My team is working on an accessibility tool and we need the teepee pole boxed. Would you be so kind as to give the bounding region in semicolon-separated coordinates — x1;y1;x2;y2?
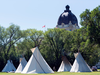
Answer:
78;48;79;53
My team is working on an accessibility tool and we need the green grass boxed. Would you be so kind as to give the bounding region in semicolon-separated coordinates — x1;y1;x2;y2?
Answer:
0;72;100;75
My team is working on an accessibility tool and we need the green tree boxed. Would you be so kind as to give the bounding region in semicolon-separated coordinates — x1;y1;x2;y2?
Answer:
0;25;23;70
24;29;43;48
80;6;100;66
80;6;100;44
40;28;66;70
62;28;87;64
16;39;33;61
2;24;23;60
16;29;43;61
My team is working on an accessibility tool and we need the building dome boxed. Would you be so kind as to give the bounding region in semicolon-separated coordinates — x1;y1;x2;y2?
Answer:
57;5;78;26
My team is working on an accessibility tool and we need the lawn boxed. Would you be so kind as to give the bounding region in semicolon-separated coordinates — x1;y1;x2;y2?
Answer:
0;72;100;75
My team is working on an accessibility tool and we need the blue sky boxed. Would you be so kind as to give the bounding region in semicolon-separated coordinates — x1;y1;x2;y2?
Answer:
0;0;100;31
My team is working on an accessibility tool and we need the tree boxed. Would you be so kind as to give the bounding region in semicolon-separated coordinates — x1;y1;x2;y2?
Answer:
40;28;66;70
0;26;5;70
0;24;24;70
80;6;100;66
0;24;23;61
80;6;100;44
16;29;43;61
16;39;33;61
24;29;43;48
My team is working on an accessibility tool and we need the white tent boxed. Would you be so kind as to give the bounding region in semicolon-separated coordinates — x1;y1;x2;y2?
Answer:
15;57;27;73
58;56;72;72
2;60;16;72
70;52;92;72
21;47;54;74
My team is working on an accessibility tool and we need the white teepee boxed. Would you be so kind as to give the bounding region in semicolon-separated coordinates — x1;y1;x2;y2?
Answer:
15;57;27;73
58;56;72;72
70;52;92;72
21;47;54;74
2;60;16;72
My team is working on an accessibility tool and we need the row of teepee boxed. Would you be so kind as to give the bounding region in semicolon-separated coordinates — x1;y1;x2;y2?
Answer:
58;52;92;72
2;47;92;73
2;47;54;74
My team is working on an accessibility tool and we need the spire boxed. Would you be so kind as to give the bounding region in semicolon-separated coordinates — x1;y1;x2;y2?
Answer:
64;5;70;12
66;5;70;10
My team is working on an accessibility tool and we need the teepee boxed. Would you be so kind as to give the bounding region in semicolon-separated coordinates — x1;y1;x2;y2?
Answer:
15;57;27;73
2;60;16;72
21;47;54;74
58;56;72;72
70;52;92;72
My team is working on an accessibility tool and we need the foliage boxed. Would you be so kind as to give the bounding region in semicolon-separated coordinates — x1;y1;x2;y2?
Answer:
40;28;66;70
24;29;43;47
80;6;100;44
80;6;100;66
16;29;44;61
0;24;23;71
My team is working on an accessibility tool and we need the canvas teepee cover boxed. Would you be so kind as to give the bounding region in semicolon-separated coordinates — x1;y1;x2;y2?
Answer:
70;52;92;72
15;57;27;73
58;56;72;72
2;60;16;72
21;47;54;74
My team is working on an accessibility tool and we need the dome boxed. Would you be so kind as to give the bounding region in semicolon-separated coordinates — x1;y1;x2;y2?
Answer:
57;5;78;26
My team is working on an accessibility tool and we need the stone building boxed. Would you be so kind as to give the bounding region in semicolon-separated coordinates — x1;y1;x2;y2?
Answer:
56;5;79;31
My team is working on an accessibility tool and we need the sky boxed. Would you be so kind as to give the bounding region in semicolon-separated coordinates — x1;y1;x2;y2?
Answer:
0;0;100;31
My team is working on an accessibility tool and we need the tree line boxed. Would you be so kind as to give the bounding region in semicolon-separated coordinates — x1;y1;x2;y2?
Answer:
0;6;100;71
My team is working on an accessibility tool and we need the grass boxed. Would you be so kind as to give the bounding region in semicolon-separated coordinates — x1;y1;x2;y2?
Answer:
0;72;100;75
